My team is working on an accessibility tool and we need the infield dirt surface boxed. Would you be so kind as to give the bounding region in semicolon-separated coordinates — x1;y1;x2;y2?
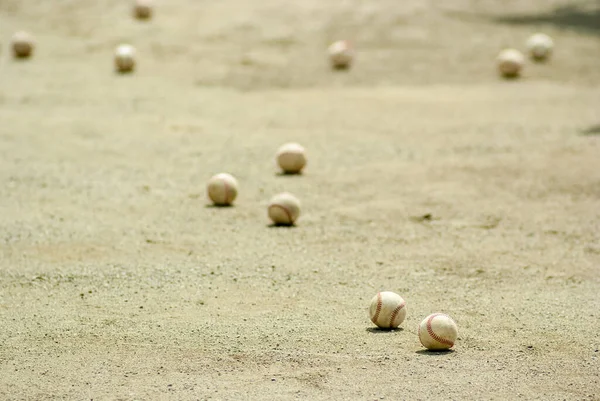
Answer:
1;1;599;400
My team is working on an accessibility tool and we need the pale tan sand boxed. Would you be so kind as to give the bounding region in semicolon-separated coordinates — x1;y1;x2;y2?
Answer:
1;1;599;399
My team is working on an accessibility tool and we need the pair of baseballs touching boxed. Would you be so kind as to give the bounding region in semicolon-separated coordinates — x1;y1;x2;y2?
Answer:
369;291;459;351
206;143;307;225
497;33;554;78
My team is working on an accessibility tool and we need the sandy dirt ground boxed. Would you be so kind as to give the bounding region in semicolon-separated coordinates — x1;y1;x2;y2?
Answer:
1;0;600;400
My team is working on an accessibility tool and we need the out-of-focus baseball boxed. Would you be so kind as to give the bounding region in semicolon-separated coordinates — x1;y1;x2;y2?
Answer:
418;313;458;350
497;49;525;78
276;143;306;174
133;0;153;20
114;44;136;73
328;40;354;70
268;192;301;226
369;291;407;329
207;173;238;206
526;33;554;62
11;31;35;59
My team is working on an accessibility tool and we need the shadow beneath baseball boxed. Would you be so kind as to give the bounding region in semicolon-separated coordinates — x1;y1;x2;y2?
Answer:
275;172;303;177
581;123;600;136
415;349;455;356
205;204;234;208
499;75;522;81
365;327;403;334
267;223;296;228
332;65;351;72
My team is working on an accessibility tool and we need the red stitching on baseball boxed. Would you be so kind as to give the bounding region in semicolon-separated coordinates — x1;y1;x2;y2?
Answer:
426;313;454;346
371;292;382;325
388;300;406;328
222;179;231;204
269;204;294;224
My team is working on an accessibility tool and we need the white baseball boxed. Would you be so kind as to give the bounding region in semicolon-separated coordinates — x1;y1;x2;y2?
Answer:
268;192;300;226
369;291;407;329
207;173;238;206
115;44;136;73
133;0;153;20
276;143;306;174
526;33;554;62
328;40;354;70
418;313;458;350
497;49;525;78
11;31;35;59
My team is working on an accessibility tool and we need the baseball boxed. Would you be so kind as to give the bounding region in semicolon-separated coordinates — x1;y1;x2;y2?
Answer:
114;44;136;73
497;49;525;78
268;192;301;226
369;291;407;330
418;313;458;350
328;40;354;70
207;173;238;206
276;143;307;174
526;33;554;62
133;0;153;20
11;31;35;59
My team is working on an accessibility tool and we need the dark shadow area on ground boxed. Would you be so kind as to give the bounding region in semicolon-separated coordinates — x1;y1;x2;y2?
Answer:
492;1;600;35
365;327;404;334
415;349;455;356
267;223;296;228
275;171;304;177
581;124;600;135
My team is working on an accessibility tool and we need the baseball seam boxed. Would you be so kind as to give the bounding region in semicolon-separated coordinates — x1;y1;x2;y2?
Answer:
425;313;454;346
371;292;382;326
222;179;231;204
388;300;406;328
269;204;294;224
